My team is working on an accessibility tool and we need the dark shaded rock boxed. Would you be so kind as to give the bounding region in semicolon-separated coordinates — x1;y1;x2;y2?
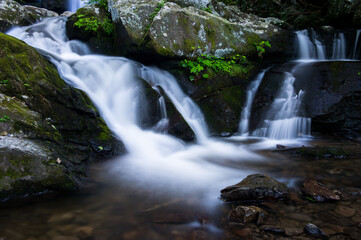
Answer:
229;205;268;224
220;174;289;202
41;0;65;14
302;180;341;202
0;32;120;200
260;225;285;234
66;5;115;55
305;223;328;239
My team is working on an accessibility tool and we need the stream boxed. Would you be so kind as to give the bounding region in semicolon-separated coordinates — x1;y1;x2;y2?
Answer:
0;14;360;240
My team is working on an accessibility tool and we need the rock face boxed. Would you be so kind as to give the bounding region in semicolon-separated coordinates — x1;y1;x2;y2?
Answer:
0;32;120;200
0;0;58;32
108;0;291;59
220;174;289;202
41;0;66;14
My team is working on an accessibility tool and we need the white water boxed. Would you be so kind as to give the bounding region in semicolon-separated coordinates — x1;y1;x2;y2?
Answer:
238;69;267;136
7;18;266;201
67;0;85;12
296;29;361;60
251;72;311;139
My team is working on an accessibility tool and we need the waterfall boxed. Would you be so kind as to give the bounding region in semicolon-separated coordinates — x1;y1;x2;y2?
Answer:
238;69;267;136
67;0;85;12
295;29;361;60
353;30;361;59
7;17;261;193
251;72;311;139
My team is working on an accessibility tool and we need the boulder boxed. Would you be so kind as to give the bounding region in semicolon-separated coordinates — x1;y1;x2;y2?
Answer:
0;0;58;32
0;32;120;200
220;174;289;202
305;223;328;239
108;0;291;59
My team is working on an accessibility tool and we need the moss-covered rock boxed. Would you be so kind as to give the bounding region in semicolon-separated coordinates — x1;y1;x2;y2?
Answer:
0;32;120;200
0;0;58;32
107;0;291;60
66;5;115;55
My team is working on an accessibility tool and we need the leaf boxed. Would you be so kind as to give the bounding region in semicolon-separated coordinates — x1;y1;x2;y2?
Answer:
202;74;209;78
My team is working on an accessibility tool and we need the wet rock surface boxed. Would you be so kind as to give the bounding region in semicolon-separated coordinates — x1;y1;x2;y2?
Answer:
221;174;289;202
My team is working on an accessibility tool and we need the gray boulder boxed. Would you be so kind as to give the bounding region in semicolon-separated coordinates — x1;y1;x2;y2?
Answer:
108;0;290;58
0;0;58;32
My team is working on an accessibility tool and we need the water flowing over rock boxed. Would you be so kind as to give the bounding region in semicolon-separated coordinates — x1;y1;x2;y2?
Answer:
108;0;290;59
0;0;58;32
220;174;289;202
0;31;119;200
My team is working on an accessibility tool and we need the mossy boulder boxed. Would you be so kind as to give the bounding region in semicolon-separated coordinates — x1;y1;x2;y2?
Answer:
0;0;58;32
0;32;120;200
66;5;115;55
108;0;291;60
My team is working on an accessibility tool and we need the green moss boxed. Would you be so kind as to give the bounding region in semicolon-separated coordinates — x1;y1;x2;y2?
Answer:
97;120;113;141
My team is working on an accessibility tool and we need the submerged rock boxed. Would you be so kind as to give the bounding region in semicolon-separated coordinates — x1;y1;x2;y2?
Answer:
305;223;328;239
0;0;58;32
302;180;341;202
220;174;289;202
229;205;268;224
0;32;120;200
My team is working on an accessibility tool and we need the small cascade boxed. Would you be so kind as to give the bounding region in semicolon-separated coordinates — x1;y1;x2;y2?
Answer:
251;72;311;139
296;30;326;60
67;0;85;12
353;30;361;59
295;29;361;60
238;69;267;136
331;33;346;59
152;87;169;133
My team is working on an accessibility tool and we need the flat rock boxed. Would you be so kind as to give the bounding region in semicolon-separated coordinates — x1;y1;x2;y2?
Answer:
220;174;289;202
302;180;341;202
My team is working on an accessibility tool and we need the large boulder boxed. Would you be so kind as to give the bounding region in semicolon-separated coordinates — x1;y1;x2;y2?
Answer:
0;32;120;200
0;0;58;32
220;174;289;202
108;0;291;60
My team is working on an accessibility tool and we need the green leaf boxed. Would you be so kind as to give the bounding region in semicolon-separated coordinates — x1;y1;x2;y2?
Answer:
202;74;209;78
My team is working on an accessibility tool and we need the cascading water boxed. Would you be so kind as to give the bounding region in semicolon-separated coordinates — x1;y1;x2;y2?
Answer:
238;69;267;136
67;0;85;12
251;71;311;139
296;29;361;60
238;28;361;140
7;17;262;198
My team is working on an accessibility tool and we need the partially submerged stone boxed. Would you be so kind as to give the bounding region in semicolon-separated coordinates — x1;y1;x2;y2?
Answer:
220;174;289;202
302;180;341;202
305;223;328;239
229;205;268;224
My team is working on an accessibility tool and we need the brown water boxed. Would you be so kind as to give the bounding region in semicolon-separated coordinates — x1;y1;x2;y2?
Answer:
0;137;360;240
